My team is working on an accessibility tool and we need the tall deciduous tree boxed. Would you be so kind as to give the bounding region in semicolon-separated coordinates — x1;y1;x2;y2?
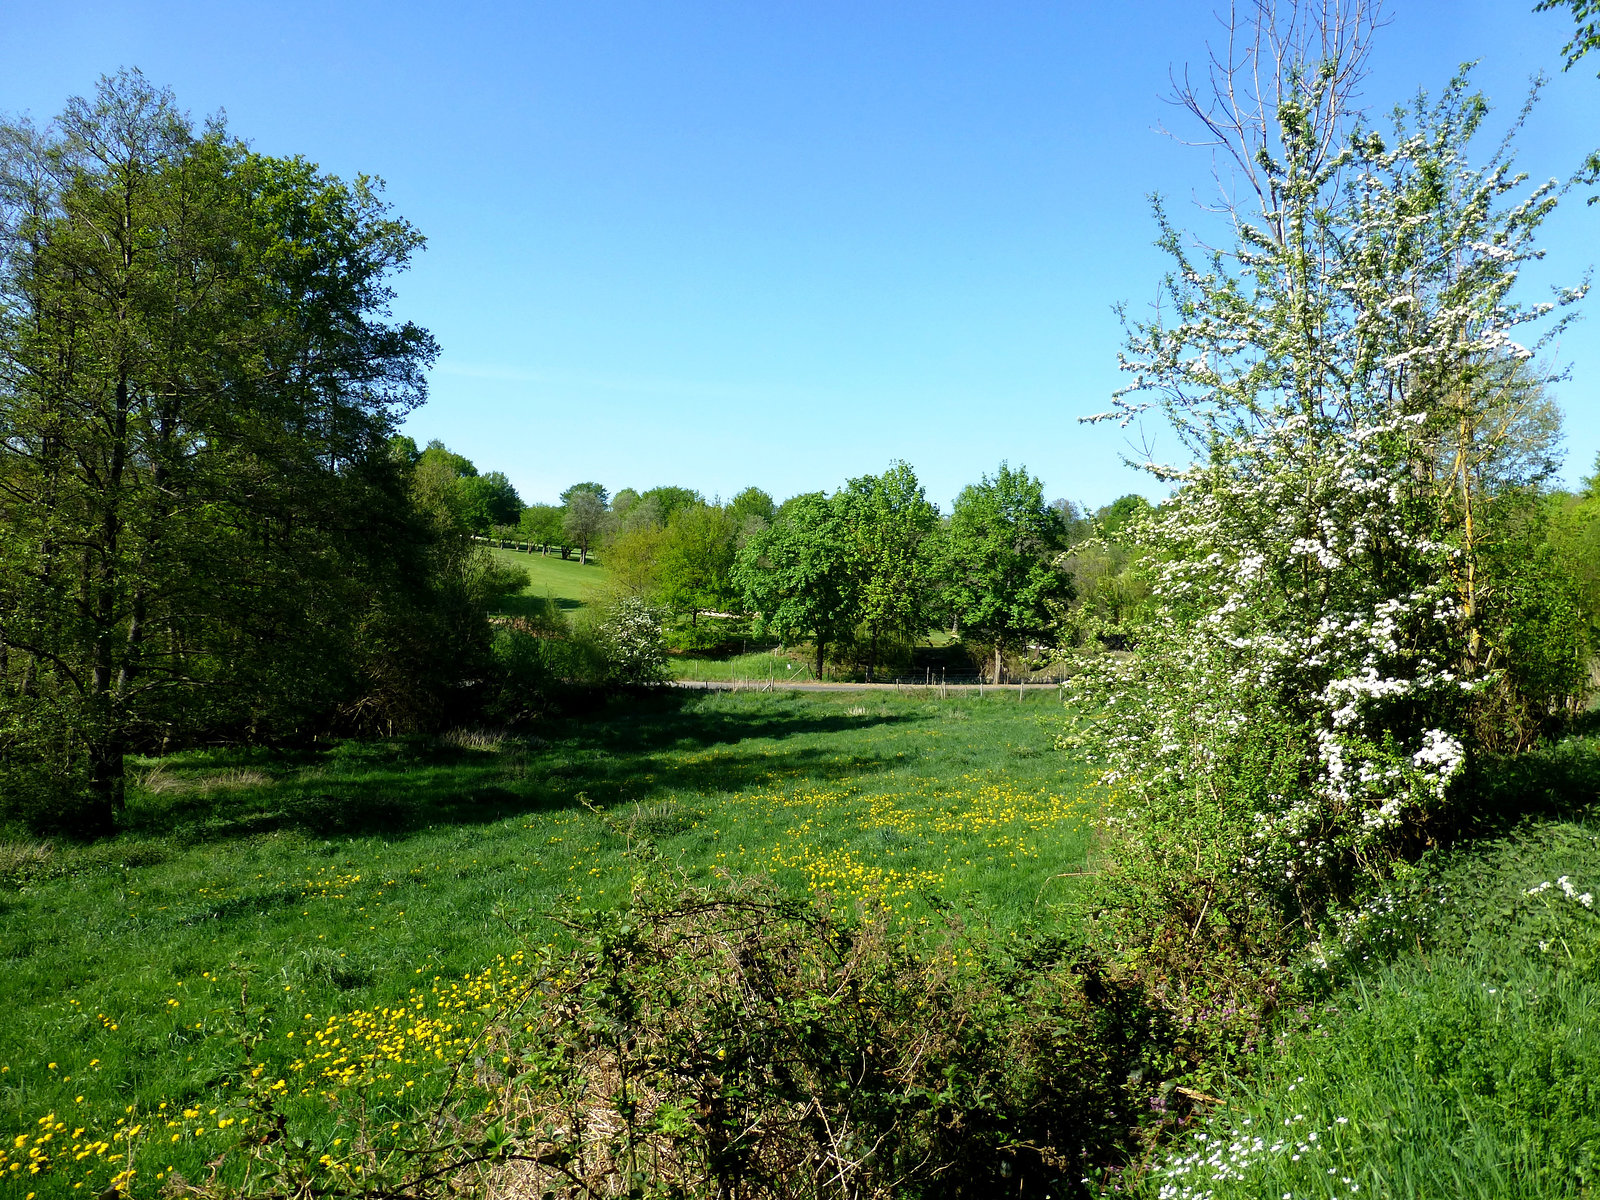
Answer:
460;471;523;535
945;464;1071;682
837;462;941;680
518;503;565;554
563;489;606;564
0;72;437;829
736;493;857;679
1069;0;1585;937
656;503;739;628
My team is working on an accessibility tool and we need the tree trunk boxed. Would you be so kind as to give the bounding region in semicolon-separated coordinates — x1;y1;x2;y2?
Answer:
580;545;588;566
994;645;1003;685
87;733;125;832
815;638;826;681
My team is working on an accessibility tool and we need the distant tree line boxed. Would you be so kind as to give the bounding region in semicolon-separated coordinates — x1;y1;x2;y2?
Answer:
490;459;1165;681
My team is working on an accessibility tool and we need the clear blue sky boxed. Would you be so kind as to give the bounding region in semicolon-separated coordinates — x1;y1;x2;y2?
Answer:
3;1;1595;510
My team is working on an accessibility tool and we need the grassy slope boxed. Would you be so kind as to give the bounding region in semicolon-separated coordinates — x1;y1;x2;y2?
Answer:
482;548;954;681
1147;741;1600;1200
488;545;607;613
0;690;1092;1195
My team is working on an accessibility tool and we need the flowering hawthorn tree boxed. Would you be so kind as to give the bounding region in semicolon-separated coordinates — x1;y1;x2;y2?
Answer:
601;597;670;686
1067;6;1585;922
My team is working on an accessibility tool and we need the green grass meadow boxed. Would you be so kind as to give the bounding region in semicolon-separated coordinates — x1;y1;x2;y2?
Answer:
487;545;607;613
0;689;1092;1195
1146;746;1600;1200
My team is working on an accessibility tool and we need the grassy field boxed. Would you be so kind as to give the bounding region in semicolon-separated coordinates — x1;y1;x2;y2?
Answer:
666;649;817;682
0;689;1093;1196
487;545;608;612
1146;742;1600;1200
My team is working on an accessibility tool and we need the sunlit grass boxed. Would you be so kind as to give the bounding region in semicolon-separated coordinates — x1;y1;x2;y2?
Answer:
487;544;607;612
0;689;1091;1196
1145;805;1600;1200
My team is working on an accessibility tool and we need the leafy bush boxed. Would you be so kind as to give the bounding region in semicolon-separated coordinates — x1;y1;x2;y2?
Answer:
133;872;1178;1199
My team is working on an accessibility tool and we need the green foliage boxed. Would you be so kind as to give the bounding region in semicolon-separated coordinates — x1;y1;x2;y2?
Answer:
837;462;943;680
409;444;521;536
655;503;740;627
517;502;567;552
736;492;858;678
946;464;1072;680
1057;496;1154;650
729;485;776;531
0;72;438;831
300;871;1164;1199
560;481;610;507
1470;498;1590;750
563;489;607;563
458;471;523;534
638;484;702;524
1547;486;1600;656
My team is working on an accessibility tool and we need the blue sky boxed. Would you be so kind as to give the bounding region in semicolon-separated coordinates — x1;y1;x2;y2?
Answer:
3;1;1595;510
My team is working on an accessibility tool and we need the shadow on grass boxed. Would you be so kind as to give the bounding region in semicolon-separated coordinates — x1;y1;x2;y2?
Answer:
499;592;585;615
118;691;913;846
1450;732;1600;844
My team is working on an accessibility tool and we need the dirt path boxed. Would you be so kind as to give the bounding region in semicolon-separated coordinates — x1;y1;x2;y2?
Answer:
668;679;1061;693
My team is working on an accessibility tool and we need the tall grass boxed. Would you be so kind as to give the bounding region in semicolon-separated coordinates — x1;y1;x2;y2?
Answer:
1146;780;1600;1200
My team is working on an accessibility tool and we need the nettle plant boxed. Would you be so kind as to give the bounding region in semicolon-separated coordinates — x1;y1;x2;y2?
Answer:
1067;28;1585;940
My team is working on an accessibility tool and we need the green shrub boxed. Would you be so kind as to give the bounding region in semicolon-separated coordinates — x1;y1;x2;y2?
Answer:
177;872;1172;1199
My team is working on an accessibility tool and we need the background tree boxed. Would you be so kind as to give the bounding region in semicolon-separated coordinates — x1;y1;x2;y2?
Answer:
518;503;565;555
459;470;522;535
655;503;740;630
0;72;438;830
563;488;607;565
609;488;642;523
945;464;1071;682
837;462;941;680
730;486;776;538
736;493;857;679
560;480;609;508
1057;495;1153;650
638;485;701;524
408;443;522;537
603;520;669;598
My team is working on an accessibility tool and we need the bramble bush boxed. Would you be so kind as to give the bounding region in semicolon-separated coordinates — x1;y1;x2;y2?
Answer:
10;868;1188;1199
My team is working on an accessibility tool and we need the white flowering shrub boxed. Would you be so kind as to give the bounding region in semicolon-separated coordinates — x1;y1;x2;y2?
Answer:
1064;57;1585;970
600;597;670;686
